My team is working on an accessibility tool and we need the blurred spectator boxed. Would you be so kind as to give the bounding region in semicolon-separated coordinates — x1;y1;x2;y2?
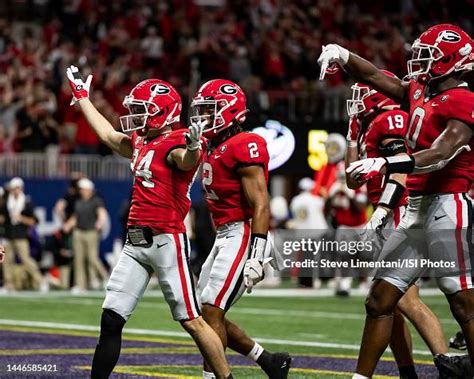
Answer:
54;173;83;223
289;177;327;230
0;0;472;152
141;26;164;69
52;173;84;288
288;178;328;288
64;178;108;293
49;230;73;289
2;177;44;291
327;172;368;297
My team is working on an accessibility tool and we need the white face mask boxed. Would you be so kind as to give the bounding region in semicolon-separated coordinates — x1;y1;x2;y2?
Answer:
190;99;226;136
406;41;441;79
346;84;372;117
120;97;160;133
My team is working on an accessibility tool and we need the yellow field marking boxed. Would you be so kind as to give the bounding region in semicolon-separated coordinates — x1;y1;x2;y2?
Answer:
289;352;434;365
76;365;200;379
75;365;399;378
0;325;194;346
0;347;199;356
0;325;433;366
291;367;397;378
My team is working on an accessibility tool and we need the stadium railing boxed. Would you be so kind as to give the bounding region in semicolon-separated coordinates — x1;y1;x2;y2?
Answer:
0;152;131;179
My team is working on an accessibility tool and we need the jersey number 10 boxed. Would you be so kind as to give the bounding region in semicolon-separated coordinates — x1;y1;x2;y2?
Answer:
406;107;425;149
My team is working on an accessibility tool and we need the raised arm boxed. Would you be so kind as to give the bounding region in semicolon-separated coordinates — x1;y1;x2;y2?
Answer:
317;44;408;103
66;65;133;159
166;121;205;171
345;116;364;189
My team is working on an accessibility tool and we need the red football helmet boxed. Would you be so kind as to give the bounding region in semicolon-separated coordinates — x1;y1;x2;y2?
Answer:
190;79;247;137
346;70;399;117
120;79;181;135
407;24;474;80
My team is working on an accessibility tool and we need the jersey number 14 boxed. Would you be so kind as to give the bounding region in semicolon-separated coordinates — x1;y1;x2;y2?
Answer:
133;150;155;188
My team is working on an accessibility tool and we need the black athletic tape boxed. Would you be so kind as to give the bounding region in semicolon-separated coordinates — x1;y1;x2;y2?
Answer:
385;154;415;174
378;180;406;209
379;140;407;157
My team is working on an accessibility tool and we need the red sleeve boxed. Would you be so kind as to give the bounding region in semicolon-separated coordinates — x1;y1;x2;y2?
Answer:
372;110;409;141
130;132;137;148
222;133;269;170
444;89;474;128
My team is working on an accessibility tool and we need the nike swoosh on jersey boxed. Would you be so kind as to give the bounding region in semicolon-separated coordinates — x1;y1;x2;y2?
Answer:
214;155;221;159
157;243;168;248
434;214;447;221
431;102;439;107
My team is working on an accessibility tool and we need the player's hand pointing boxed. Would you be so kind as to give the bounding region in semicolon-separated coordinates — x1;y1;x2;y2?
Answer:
66;65;93;105
185;120;207;151
317;44;350;80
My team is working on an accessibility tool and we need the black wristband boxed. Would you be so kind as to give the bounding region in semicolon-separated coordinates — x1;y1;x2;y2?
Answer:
251;233;267;241
385;154;415;174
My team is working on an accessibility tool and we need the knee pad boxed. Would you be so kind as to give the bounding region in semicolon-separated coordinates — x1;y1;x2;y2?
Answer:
101;309;126;337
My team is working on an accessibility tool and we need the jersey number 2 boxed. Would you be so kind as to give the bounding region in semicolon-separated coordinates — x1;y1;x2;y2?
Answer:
248;142;260;158
202;162;219;200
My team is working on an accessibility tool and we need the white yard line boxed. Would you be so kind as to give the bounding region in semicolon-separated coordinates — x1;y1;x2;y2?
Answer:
0;287;446;298
8;296;459;325
0;318;434;356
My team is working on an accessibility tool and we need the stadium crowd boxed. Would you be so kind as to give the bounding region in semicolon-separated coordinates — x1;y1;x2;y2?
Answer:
0;0;473;154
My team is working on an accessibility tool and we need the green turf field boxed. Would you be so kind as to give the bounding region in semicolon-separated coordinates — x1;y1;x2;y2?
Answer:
0;290;461;378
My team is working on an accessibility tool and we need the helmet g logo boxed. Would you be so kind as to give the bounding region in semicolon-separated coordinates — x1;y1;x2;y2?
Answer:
439;30;461;43
150;83;171;96
220;84;237;95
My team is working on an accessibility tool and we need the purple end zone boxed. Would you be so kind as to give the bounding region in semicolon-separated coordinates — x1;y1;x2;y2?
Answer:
0;330;178;349
0;329;440;378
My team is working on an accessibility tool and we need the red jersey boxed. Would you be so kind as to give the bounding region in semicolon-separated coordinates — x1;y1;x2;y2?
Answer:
128;129;203;234
203;132;269;228
358;109;409;207
328;184;368;227
406;81;474;194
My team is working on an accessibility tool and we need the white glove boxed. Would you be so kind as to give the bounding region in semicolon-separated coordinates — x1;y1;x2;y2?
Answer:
346;157;386;181
66;65;93;105
317;44;350;80
185;120;206;151
244;258;264;294
360;207;389;245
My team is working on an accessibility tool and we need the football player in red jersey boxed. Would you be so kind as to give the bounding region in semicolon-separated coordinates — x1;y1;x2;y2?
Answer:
318;24;474;378
190;79;292;378
66;66;233;379
345;73;461;378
